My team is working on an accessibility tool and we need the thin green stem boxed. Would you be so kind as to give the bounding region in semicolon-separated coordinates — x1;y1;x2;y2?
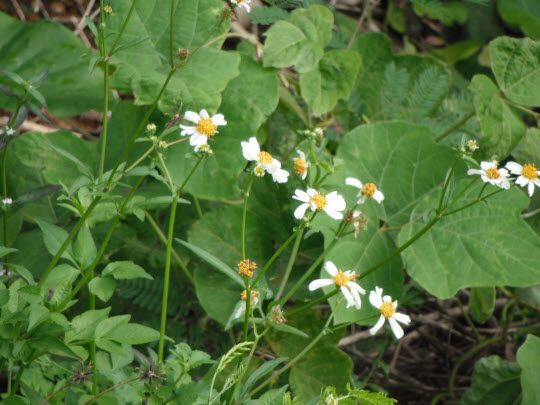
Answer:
247;312;334;398
144;210;194;284
158;195;178;362
98;61;109;181
442;188;504;217
169;0;175;68
84;377;141;405
435;111;475;142
125;145;155;173
243;277;251;342
250;230;299;288
2;148;8;265
192;194;203;218
442;177;478;213
241;175;255;260
437;157;461;214
109;0;138;55
89;284;98;395
157;152;175;193
275;228;304;301
11;363;26;394
40;380;74;405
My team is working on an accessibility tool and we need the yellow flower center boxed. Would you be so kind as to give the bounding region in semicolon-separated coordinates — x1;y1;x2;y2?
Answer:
380;301;396;319
486;167;500;179
241;290;259;302
522;163;538;180
196;118;217;137
310;193;327;211
333;270;359;286
258;151;273;164
294;158;307;174
238;259;257;277
362;183;377;197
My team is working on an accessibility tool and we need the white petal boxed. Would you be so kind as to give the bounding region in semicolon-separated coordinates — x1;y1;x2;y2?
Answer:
393;312;411;325
345;177;363;189
324;208;344;220
265;159;281;171
373;190;385;203
293;189;310;203
294;203;310;219
199;109;210;119
212;114;226;126
388;317;405;339
534;178;540;188
480;161;496;171
242;3;251;11
499;168;509;177
183;111;201;123
528;181;535;197
179;126;196;136
309;278;334;291
369;287;383;308
306;188;318;197
326;192;346;211
340;286;356;308
515;176;529;187
190;133;208;146
325;261;338;276
369;315;386;335
348;288;362;309
505;161;522;174
348;282;366;295
297;150;306;161
271;168;289;183
467;169;484;176
301;170;307;180
497;178;511;190
242;139;259;161
382;295;393;303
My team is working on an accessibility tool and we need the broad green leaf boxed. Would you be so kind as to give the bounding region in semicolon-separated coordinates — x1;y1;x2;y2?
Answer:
490;37;540;106
336;122;459;227
5;264;35;286
107;0;238;112
106;323;160;345
517;335;540;405
399;182;540;298
95;315;130;340
263;5;333;73
0;290;9;307
469;74;525;159
497;0;540;39
469;287;496;323
73;224;97;270
0;13;103;117
88;276;116;302
65;308;111;343
512;128;540;168
39;264;79;295
36;220;76;264
300;49;360;116
411;0;467;25
163;53;279;200
101;261;153;280
461;355;521;405
27;304;49;332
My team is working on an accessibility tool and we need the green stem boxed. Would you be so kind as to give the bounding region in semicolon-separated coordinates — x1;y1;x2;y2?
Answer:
437;157;461;214
89;285;98;395
435;111;475;142
38;196;102;288
158;194;178;362
125;145;155;173
40;380;74;405
11;363;26;394
144;210;194;284
98;60;109;181
448;336;502;399
84;377;141;405
442;188;504;217
109;0;138;55
157;153;175;193
169;0;175;68
275;228;305;301
250;230;299;289
2;148;8;265
241;175;255;260
243;277;251;342
442;177;478;213
247;312;335;398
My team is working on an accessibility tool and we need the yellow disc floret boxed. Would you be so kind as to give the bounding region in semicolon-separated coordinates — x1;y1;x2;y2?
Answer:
310;193;327;211
196;118;218;137
238;259;257;277
258;151;273;164
362;183;377;198
294;158;307;174
486;167;500;179
522;163;538;180
241;290;259;302
380;301;396;319
333;270;358;286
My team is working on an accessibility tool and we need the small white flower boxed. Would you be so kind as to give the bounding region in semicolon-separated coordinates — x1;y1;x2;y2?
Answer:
2;198;13;205
308;261;365;310
369;286;411;339
467;161;511;190
234;290;259;319
345;177;384;204
293;188;346;220
293;150;308;180
231;0;251;12
241;137;289;183
2;127;15;136
466;140;479;152
505;162;540;197
325;394;339;405
179;109;226;148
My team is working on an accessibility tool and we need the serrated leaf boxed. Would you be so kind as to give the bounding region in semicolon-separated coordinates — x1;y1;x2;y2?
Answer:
300;49;360;116
399;182;540;298
263;5;333;73
490;36;540;106
106;323;160;345
469;74;525;159
73;224;97;270
461;355;521;405
65;308;111;343
101;261;153;280
88;276;116;302
517;334;540;405
36;219;76;264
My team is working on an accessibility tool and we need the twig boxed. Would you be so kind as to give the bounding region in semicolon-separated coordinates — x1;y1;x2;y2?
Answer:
10;0;25;20
34;0;50;19
74;0;97;36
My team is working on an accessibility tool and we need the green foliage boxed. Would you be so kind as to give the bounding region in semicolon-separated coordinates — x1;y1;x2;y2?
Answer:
411;0;467;25
249;6;289;25
517;335;540;405
468;287;496;323
497;0;540;39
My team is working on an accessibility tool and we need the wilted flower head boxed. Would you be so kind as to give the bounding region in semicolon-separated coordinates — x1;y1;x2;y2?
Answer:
325;394;339;405
505;162;540;197
70;361;93;385
136;360;167;387
346;210;368;238
269;304;287;325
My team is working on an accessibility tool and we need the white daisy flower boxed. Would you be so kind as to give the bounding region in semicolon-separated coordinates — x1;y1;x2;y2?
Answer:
505;162;540;197
369;286;411;339
2;198;13;205
234;290;259;319
467;161;511;190
293;150;308;180
293;188;346;220
345;177;384;204
231;0;251;12
179;109;226;148
309;261;365;309
241;137;289;183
